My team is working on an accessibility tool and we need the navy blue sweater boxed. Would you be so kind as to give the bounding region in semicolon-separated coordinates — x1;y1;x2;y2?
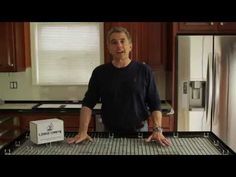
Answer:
82;60;161;132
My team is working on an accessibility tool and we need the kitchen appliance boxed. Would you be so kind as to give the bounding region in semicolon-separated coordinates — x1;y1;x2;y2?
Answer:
177;35;236;152
1;131;234;155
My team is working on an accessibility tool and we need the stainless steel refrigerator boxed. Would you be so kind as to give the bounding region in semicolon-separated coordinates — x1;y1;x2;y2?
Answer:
177;35;236;152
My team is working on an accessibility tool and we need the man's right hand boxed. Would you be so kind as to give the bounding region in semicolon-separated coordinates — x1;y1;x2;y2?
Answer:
66;133;93;144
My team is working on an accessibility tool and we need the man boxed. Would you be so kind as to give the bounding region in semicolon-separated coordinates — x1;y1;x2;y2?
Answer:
67;26;171;146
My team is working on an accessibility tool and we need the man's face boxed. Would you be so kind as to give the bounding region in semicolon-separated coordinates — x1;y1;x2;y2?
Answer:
107;32;132;60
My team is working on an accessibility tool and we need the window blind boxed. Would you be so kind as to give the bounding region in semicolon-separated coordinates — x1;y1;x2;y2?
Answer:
31;22;103;85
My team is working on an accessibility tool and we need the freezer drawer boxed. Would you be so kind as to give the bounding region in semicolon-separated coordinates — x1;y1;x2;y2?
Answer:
189;111;204;131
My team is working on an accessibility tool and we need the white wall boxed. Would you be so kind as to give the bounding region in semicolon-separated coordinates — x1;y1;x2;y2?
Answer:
0;68;88;101
0;67;166;101
153;69;166;100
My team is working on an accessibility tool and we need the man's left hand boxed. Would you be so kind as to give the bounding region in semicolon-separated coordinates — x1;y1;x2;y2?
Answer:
145;132;172;146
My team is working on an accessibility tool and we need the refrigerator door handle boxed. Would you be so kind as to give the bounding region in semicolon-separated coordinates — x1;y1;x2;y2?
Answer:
206;55;210;122
206;52;214;131
211;53;217;124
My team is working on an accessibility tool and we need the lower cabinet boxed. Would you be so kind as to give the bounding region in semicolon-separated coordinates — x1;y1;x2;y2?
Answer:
148;115;174;132
1;112;173;138
0;115;21;148
19;113;95;132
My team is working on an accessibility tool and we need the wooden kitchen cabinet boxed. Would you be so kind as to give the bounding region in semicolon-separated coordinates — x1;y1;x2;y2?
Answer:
217;22;236;31
148;115;174;132
19;113;95;132
177;22;236;33
104;22;167;69
0;22;26;72
147;23;167;69
0;115;21;146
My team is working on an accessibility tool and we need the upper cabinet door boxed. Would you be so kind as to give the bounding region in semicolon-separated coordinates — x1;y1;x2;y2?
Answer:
104;22;147;64
104;22;139;63
104;22;167;69
178;22;218;32
147;22;167;69
0;23;15;71
177;22;236;34
217;22;236;32
0;22;26;72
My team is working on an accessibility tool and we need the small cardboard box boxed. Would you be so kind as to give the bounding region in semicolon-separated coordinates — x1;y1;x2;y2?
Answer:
30;118;64;144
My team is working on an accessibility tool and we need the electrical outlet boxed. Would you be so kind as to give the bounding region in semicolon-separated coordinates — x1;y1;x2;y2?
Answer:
10;82;14;89
13;81;17;89
9;81;18;89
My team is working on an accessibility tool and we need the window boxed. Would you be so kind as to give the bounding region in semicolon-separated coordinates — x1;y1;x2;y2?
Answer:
30;22;103;85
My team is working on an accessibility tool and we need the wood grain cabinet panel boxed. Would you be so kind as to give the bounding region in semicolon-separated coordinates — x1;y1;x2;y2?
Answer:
148;115;174;132
0;22;27;72
104;22;167;69
19;113;95;132
177;22;236;33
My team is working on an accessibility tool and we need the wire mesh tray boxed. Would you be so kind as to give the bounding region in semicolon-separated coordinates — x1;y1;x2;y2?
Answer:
1;132;235;155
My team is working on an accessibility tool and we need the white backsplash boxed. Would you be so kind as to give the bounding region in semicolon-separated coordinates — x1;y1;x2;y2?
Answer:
0;67;166;101
153;69;166;100
0;68;88;101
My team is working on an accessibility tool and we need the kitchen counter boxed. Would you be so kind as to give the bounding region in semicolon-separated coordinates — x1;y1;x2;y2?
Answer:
0;100;173;115
0;103;38;110
0;101;175;144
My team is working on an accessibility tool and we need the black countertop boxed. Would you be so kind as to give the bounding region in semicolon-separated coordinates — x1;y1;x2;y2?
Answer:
0;100;174;115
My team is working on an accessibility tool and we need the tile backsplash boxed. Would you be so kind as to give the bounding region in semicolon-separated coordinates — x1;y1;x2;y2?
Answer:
153;69;166;100
0;67;166;101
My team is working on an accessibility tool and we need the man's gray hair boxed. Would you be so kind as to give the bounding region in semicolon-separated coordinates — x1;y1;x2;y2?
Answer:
106;26;132;44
